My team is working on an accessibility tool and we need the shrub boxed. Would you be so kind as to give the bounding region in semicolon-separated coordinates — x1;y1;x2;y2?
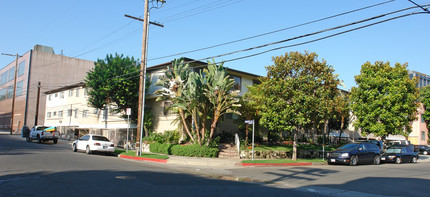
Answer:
170;144;218;158
149;142;172;154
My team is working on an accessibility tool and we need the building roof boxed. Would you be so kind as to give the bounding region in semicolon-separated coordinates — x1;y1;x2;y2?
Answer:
147;57;263;78
44;82;85;94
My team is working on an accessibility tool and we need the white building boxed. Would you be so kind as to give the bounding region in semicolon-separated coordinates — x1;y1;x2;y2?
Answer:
44;83;134;146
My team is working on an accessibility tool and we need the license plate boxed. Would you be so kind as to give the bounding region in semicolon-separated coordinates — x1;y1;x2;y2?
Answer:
381;158;386;160
331;159;335;162
103;146;107;149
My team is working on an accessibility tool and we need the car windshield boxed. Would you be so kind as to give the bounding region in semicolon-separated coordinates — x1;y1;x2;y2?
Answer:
385;148;401;154
340;143;358;150
92;136;109;142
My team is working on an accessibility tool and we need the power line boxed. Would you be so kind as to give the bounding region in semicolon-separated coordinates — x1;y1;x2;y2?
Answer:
148;0;397;61
182;5;427;65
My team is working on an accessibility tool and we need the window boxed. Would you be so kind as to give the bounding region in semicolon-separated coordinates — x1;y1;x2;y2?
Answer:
58;111;63;117
18;61;25;76
8;67;15;82
422;131;426;141
53;111;57;116
0;72;7;85
6;85;13;99
74;109;78;118
0;88;6;101
422;114;425;123
48;95;52;101
83;110;88;118
84;87;88;96
55;93;58;97
68;109;72;117
163;102;172;116
230;75;241;91
16;80;23;96
47;112;51;118
69;89;73;96
76;88;79;97
60;92;64;99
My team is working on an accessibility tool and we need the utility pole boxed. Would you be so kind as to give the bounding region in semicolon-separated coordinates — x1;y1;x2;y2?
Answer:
130;0;165;156
1;53;21;134
34;81;41;126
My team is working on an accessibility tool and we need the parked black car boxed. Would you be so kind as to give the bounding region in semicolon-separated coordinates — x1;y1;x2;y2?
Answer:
327;142;382;166
381;146;418;164
416;145;430;155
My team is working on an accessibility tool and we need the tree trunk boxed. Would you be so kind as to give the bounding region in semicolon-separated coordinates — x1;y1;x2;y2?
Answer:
206;114;220;146
292;130;297;161
179;108;194;143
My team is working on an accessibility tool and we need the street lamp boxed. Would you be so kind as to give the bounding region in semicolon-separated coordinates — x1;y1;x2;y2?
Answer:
1;53;21;135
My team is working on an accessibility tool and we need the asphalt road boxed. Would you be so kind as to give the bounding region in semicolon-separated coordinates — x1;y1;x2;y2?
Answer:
0;134;320;197
1;133;430;197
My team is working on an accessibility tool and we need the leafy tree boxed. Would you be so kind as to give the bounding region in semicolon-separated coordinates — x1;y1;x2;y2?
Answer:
259;51;340;160
155;59;238;146
235;84;262;146
85;53;152;131
350;61;419;138
419;85;430;129
155;58;195;143
203;61;239;146
333;91;350;143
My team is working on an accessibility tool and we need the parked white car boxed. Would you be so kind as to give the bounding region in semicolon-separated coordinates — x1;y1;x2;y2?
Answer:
72;134;115;154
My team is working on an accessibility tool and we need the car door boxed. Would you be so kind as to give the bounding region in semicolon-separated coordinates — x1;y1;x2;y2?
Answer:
357;143;370;163
77;135;89;150
402;147;413;162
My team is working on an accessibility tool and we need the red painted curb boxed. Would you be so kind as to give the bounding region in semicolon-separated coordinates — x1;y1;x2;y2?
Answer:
241;162;313;166
119;155;168;163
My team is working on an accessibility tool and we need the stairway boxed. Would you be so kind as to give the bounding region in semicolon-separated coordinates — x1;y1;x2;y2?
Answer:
218;143;240;159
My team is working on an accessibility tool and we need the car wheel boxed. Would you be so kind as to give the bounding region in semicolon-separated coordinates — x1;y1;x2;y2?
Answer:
373;155;381;165
72;144;77;152
424;151;428;155
411;157;417;163
86;146;91;154
53;139;58;144
395;157;402;164
37;135;42;144
350;155;358;166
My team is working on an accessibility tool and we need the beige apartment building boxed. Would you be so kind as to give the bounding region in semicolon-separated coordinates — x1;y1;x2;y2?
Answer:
0;45;94;133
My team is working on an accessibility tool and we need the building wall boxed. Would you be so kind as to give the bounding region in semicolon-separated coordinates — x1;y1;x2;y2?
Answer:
0;51;31;131
409;103;428;145
44;86;132;129
25;49;95;130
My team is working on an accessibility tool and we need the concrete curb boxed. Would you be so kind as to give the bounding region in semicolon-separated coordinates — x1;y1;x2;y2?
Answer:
241;162;313;167
118;155;168;163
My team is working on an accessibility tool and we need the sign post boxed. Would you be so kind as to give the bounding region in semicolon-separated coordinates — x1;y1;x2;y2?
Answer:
126;108;131;153
245;120;255;161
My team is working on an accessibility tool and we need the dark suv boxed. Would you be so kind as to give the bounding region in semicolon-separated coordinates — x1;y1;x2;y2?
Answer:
327;142;382;166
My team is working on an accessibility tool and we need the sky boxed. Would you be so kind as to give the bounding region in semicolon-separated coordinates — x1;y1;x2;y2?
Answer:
1;0;429;90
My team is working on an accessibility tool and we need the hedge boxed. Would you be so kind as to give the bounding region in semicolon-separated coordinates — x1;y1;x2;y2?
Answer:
149;143;218;158
170;144;218;158
149;142;172;155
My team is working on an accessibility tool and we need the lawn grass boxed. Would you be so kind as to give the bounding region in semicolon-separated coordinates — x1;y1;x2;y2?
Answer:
242;158;324;163
114;149;169;160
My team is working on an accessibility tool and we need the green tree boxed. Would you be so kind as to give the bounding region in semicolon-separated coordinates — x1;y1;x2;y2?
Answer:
419;85;430;129
85;54;152;132
235;84;262;146
203;61;239;146
259;51;340;160
350;61;419;138
154;58;195;143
